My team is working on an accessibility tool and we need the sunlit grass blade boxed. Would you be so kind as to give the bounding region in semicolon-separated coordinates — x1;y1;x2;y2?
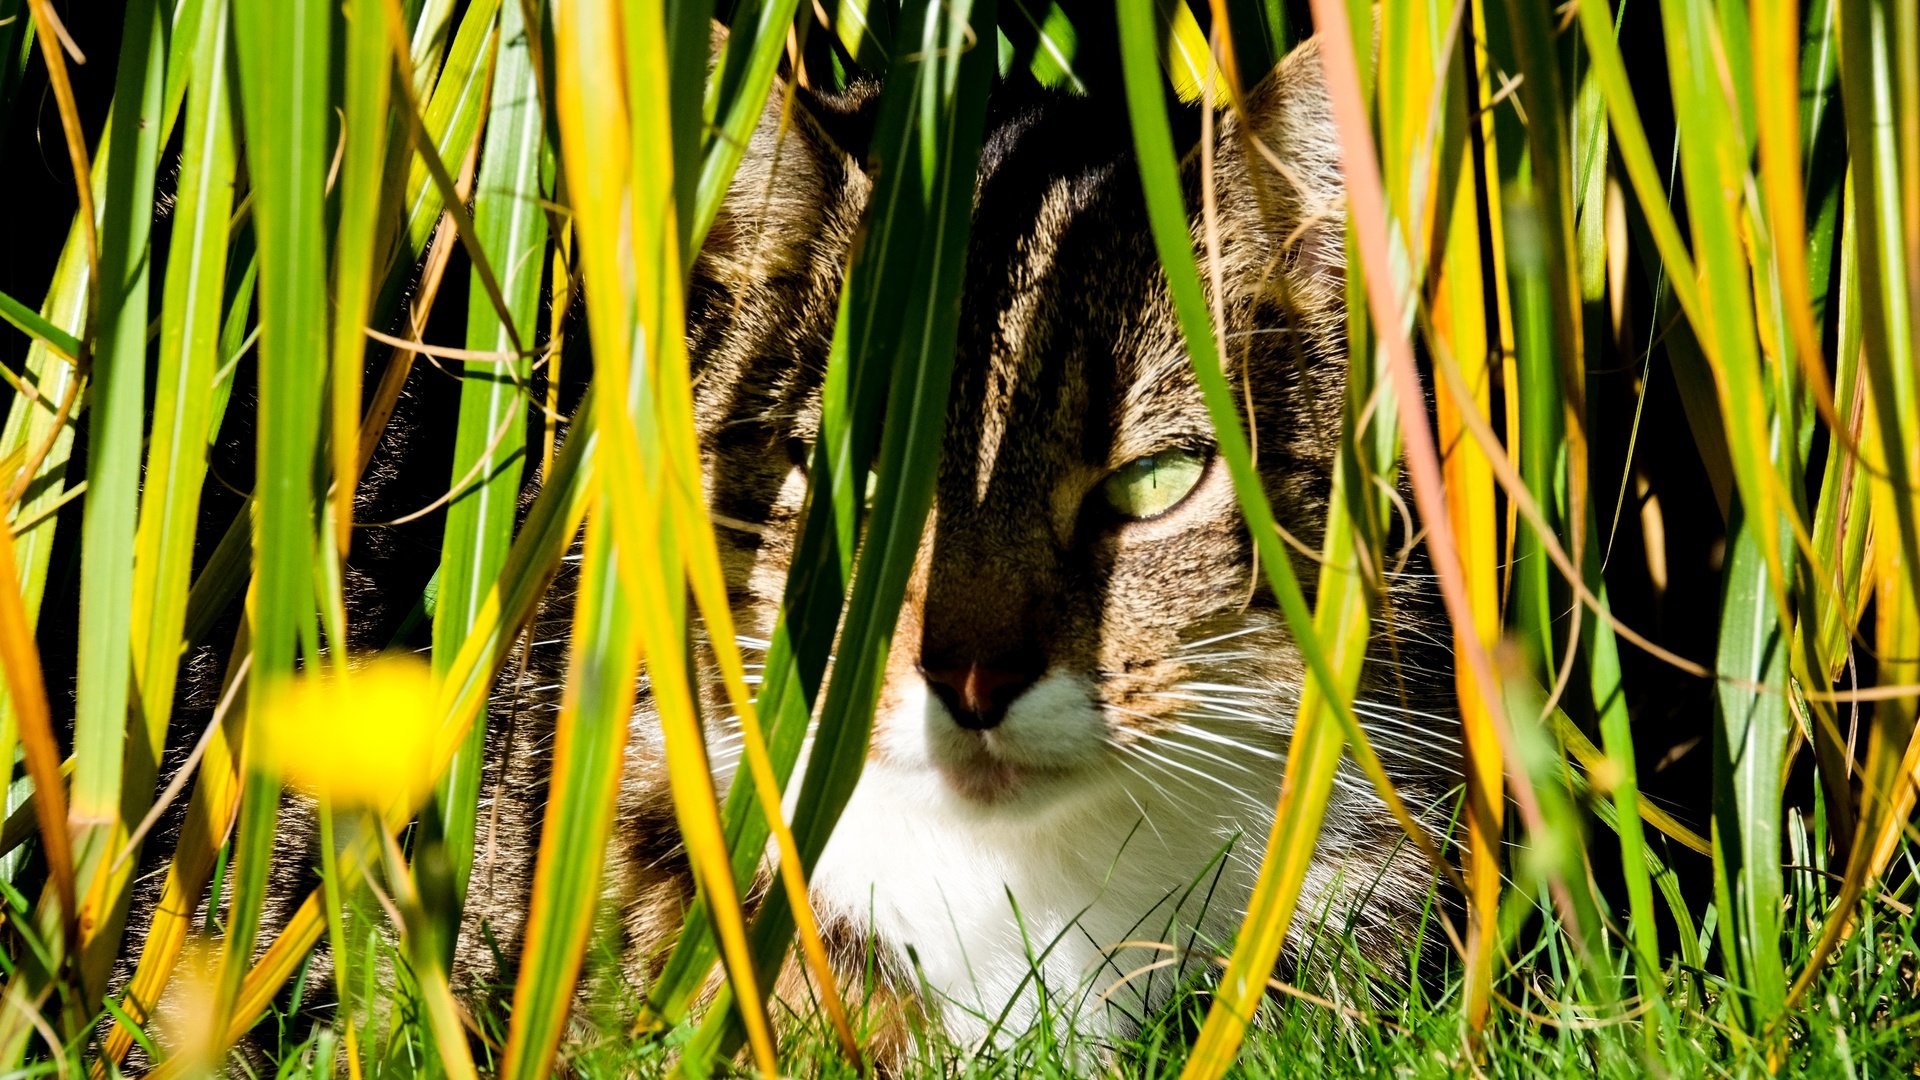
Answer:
683;0;997;1066
169;395;599;1066
642;134;897;1044
379;1;526;352
646;20;940;1043
1573;2;1707;348
63;0;163;1015
1710;506;1793;1033
1801;179;1869;856
219;0;332;1054
1789;0;1920;1014
1658;0;1803;1033
327;0;398;560
0;498;74;1041
0;294;79;363
507;0;782;1071
1155;0;1222;103
399;0;503;263
83;0;236;1002
431;0;547;908
1424;6;1503;1033
694;0;804;251
1754;0;1840;435
1121;6;1446;1075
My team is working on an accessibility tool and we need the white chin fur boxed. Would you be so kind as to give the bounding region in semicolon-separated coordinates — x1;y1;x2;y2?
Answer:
799;674;1279;1049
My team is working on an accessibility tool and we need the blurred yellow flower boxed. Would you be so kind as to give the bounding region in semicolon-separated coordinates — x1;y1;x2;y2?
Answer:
258;656;441;809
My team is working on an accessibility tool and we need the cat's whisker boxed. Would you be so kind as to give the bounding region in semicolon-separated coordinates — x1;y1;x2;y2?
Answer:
1173;680;1274;697
1350;698;1462;727
1153;694;1282;728
1105;704;1286;782
1106;750;1182;808
1119;741;1259;804
1160;650;1265;667
1160;721;1285;762
1176;625;1271;650
1144;689;1463;766
1129;731;1268;782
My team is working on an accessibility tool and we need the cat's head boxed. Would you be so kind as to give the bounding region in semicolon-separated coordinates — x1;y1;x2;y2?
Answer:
692;40;1402;818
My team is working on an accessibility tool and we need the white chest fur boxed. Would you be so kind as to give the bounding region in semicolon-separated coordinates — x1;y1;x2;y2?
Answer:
800;679;1279;1047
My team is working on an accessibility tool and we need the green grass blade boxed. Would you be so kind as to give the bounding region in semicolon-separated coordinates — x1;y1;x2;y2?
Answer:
86;0;237;999
693;0;804;251
432;0;548;906
0;293;80;363
327;0;399;561
1710;504;1793;1033
646;44;930;1039
1123;7;1418;1076
1787;0;1920;1013
151;398;597;1070
684;0;997;1064
499;521;642;1080
66;0;165;1009
400;0;502;263
220;0;332;1051
1657;0;1802;1031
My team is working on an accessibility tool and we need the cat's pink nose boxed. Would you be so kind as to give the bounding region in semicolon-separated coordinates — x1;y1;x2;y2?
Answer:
920;661;1040;731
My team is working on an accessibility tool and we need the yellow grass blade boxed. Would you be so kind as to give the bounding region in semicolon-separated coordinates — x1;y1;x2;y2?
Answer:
1429;66;1504;1042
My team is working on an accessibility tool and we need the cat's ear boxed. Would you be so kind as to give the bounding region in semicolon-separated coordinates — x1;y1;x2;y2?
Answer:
1210;37;1347;352
694;66;878;294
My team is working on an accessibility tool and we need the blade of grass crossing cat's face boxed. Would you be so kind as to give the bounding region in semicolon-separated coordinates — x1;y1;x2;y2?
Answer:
683;0;997;1064
1119;5;1428;1076
654;8;866;1057
505;1;781;1075
645;0;927;1034
532;0;850;1068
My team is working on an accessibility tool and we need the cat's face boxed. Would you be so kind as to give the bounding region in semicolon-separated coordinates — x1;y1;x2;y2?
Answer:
692;43;1362;818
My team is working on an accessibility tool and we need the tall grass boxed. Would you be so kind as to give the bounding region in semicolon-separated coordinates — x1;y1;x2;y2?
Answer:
0;0;1914;1074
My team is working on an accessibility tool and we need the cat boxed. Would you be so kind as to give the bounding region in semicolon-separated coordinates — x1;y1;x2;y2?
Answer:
449;33;1458;1061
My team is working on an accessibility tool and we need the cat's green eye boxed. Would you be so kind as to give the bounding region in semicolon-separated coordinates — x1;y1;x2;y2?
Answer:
1100;449;1207;520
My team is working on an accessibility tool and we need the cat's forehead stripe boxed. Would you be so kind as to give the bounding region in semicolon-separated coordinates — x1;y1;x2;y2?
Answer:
974;173;1085;503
